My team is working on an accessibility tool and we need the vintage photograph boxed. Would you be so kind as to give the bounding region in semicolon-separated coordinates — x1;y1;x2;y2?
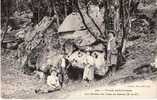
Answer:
1;0;157;99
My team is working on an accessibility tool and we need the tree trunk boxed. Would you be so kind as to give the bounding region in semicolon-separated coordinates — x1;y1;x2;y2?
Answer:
1;5;10;43
37;1;41;24
114;0;120;38
64;0;68;17
86;6;104;37
120;0;131;54
119;0;126;53
53;2;59;28
76;0;106;43
103;0;109;37
76;0;97;39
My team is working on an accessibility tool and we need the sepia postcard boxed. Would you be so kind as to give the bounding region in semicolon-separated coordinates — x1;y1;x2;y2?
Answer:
1;0;157;99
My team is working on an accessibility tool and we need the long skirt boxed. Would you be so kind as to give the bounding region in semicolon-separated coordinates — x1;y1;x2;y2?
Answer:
107;50;117;65
83;65;94;81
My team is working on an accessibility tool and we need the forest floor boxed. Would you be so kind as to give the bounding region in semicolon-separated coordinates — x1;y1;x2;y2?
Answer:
1;5;157;99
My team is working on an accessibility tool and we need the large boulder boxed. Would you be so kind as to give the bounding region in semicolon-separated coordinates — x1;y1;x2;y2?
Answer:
57;5;107;76
58;5;104;46
60;30;96;46
58;13;84;32
66;50;108;76
58;5;104;32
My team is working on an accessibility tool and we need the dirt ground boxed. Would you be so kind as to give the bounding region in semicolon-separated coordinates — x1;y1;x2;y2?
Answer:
1;5;157;99
1;48;157;99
